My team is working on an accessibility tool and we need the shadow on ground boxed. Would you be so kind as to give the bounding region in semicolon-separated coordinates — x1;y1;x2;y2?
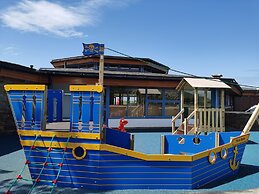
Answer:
247;140;258;144
0;133;22;156
201;164;259;189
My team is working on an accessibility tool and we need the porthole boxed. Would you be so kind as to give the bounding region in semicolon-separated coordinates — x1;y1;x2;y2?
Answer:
193;137;200;145
72;146;86;160
220;147;228;160
208;151;217;164
177;136;185;144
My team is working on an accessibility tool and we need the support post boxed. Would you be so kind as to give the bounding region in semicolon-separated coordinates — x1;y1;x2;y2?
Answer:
194;89;198;134
204;89;207;131
98;54;104;85
181;90;184;122
220;89;225;132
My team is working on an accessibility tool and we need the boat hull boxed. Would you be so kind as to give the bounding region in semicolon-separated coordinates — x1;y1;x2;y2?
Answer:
18;130;248;190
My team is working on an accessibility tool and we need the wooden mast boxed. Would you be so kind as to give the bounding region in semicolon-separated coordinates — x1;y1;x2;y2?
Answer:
98;54;104;85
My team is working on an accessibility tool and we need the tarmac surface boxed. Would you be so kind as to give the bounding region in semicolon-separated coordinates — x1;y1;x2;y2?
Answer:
0;132;259;194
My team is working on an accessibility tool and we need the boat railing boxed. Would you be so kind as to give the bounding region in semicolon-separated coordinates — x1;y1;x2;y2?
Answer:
196;108;225;133
172;107;225;134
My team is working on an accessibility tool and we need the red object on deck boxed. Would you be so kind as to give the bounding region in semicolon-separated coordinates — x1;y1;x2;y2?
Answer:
118;118;128;132
6;190;11;194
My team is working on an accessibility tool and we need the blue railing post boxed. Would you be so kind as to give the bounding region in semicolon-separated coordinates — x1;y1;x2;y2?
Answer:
69;85;103;133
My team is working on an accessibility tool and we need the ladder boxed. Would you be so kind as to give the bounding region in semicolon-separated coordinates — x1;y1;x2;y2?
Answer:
6;135;71;194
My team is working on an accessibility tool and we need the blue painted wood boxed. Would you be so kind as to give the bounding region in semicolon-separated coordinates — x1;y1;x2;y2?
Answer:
47;89;63;122
19;133;246;190
70;90;102;132
164;133;216;154
92;92;102;133
70;92;80;131
7;90;46;130
104;128;131;149
219;132;241;145
81;92;91;131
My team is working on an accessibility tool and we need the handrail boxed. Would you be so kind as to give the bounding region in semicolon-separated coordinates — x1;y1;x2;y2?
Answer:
172;109;184;133
241;103;259;135
186;110;195;121
184;110;195;134
172;109;184;123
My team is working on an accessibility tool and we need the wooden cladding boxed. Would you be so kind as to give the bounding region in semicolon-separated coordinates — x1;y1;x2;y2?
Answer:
0;68;48;83
52;75;179;88
52;57;148;68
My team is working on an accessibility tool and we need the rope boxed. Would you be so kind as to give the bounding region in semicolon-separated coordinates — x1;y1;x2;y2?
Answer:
6;135;39;193
28;135;56;194
50;136;71;194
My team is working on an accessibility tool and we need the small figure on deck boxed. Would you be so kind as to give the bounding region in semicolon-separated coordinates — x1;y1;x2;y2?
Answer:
118;118;128;132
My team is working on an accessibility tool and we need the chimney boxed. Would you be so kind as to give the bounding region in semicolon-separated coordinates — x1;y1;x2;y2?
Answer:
212;74;223;79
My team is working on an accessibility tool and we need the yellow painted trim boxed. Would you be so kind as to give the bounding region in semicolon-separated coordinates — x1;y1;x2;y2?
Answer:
101;144;193;161
192;134;249;161
19;133;249;162
72;145;87;160
4;84;46;91
230;134;249;146
18;130;100;140
20;140;100;150
69;85;103;93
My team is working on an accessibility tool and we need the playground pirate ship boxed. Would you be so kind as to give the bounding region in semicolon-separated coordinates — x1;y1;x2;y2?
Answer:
4;44;259;193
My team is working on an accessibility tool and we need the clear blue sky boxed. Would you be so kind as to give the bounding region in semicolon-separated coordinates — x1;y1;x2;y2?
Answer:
0;0;258;88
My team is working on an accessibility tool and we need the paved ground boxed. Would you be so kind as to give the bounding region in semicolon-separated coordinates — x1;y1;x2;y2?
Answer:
0;132;258;194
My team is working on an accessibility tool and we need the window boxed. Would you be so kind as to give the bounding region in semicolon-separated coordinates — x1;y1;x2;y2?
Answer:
108;87;180;118
148;102;162;116
127;89;145;117
165;102;179;116
109;88;145;117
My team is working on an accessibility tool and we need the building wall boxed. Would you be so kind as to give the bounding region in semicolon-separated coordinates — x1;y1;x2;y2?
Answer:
0;79;20;134
234;96;259;111
225;111;259;131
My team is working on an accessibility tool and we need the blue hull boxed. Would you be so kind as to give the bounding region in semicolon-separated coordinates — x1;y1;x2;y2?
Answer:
18;131;247;190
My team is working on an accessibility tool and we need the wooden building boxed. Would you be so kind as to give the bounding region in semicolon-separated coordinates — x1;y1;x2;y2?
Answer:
0;56;242;133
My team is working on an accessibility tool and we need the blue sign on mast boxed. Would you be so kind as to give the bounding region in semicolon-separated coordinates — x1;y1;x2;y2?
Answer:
82;43;104;56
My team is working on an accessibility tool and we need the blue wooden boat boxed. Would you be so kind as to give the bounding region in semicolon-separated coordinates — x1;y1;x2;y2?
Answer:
4;80;259;193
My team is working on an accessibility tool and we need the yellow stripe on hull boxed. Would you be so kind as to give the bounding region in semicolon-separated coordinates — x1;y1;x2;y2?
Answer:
18;130;101;140
19;133;249;162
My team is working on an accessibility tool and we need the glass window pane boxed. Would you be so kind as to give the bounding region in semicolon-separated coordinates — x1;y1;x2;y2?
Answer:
110;88;127;117
165;102;179;116
147;89;162;100
198;90;205;107
109;87;145;118
184;90;194;114
128;89;145;117
148;102;162;116
165;89;179;100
